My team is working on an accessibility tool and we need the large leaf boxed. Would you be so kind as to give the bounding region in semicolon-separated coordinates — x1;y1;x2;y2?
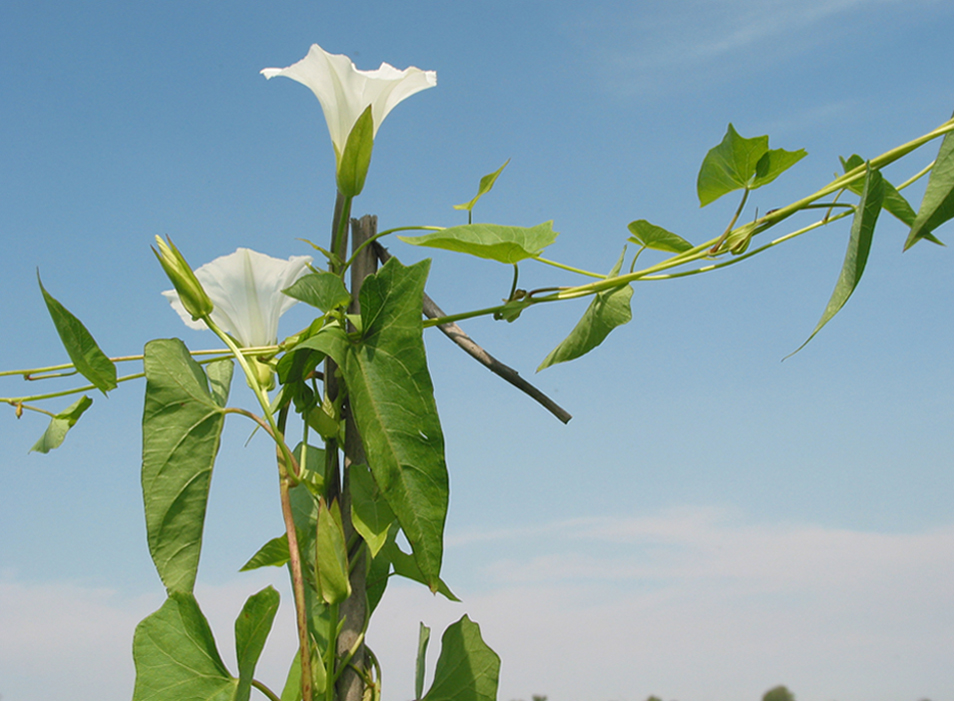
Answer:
537;249;633;371
399;222;558;264
30;395;93;453
38;274;117;393
422;616;501;701
283;272;352;313
626;220;692;253
453;159;510;214
790;165;884;355
906;123;954;250
350;462;396;557
697;124;805;206
235;587;280;701
132;592;237;701
342;258;449;589
142;341;232;593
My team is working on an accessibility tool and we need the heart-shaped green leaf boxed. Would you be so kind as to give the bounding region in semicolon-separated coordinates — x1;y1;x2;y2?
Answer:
627;220;692;253
399;222;558;264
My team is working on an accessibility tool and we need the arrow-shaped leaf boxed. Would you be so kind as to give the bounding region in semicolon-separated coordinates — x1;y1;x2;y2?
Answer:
421;616;501;701
627;220;692;253
132;592;237;701
399;222;558;264
342;258;449;590
142;341;232;593
789;164;884;356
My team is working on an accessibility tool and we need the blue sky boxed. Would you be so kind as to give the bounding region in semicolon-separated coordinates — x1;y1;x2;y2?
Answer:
1;1;953;700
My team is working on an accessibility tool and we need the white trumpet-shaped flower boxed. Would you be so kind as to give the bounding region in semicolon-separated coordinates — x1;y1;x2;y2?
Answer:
162;248;312;347
261;43;437;157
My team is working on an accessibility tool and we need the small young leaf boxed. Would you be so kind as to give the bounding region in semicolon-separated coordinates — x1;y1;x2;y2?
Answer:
421;616;501;701
132;592;237;701
537;249;633;371
30;395;93;454
626;220;692;253
399;222;559;264
751;146;807;189
789;165;884;356
337;105;374;197
316;498;351;605
697;124;805;205
906;122;954;250
37;274;117;393
142;339;230;593
453;159;510;213
235;587;280;701
350;463;396;557
697;124;768;206
284;272;351;312
416;622;431;701
240;535;290;571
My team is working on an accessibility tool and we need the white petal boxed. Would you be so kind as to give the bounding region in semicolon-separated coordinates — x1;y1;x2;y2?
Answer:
262;44;436;153
163;248;312;347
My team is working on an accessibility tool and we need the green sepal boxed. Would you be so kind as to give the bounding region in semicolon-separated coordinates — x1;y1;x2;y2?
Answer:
37;274;117;394
30;395;93;453
337;105;374;197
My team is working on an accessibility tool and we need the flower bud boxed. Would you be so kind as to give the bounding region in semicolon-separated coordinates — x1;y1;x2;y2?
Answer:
153;236;214;321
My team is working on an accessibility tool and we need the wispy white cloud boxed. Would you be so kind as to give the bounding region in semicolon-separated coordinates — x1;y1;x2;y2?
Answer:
577;0;945;98
3;511;953;701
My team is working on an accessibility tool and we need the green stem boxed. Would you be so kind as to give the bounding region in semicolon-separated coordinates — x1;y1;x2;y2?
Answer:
710;186;750;253
343;226;444;272
325;601;341;701
252;679;282;701
533;257;606;279
897;159;935;191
